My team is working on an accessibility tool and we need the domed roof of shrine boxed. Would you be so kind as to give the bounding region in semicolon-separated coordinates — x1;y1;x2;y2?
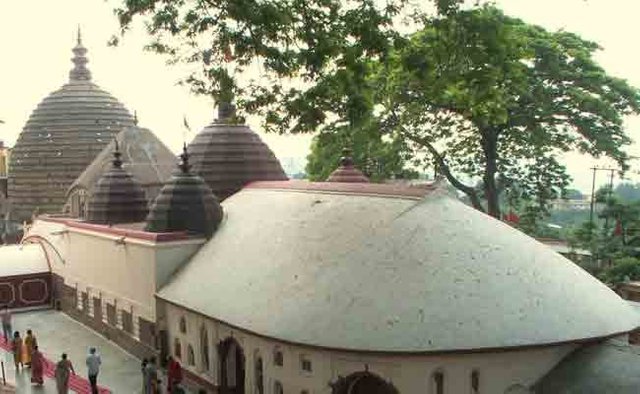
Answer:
187;103;287;201
67;122;175;201
158;180;638;353
326;148;370;183
8;29;134;220
145;146;223;238
86;141;148;224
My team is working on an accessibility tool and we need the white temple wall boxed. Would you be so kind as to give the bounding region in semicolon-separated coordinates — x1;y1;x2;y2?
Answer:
164;301;576;393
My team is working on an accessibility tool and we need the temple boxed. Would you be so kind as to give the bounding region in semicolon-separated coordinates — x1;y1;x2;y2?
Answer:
1;30;640;394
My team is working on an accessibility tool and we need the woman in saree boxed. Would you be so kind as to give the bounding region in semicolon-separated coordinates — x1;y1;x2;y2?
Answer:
11;331;23;370
23;329;37;367
30;345;44;385
55;353;75;394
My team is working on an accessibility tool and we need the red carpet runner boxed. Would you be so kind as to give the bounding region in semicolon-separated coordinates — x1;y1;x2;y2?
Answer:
0;336;110;393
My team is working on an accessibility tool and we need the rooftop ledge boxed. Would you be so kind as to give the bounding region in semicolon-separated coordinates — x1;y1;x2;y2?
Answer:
245;179;437;200
39;216;199;243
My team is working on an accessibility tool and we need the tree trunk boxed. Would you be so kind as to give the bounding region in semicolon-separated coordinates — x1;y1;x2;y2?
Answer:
482;130;500;218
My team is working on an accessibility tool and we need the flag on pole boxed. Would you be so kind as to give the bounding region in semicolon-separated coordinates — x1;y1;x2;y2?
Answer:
183;115;191;132
224;44;233;62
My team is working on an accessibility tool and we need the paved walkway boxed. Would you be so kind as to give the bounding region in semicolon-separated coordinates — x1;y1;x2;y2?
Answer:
0;310;143;393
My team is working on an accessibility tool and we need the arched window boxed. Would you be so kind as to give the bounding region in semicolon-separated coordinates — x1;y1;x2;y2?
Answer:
254;354;264;394
274;380;284;394
174;338;182;359
471;370;479;393
200;325;210;371
179;316;187;334
273;347;284;366
432;370;444;394
188;344;196;366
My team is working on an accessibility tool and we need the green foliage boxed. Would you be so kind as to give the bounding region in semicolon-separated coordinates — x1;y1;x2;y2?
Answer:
379;5;640;217
305;126;418;181
599;257;640;284
113;1;639;220
614;182;640;202
563;188;584;200
112;0;426;135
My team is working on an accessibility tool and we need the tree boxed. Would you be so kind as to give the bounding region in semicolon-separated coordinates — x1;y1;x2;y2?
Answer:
614;182;640;202
378;5;640;218
112;0;467;133
305;125;419;181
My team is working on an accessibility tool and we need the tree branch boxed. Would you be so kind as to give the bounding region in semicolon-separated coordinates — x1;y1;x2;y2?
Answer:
399;127;485;212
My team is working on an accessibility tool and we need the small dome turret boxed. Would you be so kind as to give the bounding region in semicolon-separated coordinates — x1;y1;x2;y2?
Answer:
187;102;287;201
145;145;223;238
326;148;370;183
86;140;148;224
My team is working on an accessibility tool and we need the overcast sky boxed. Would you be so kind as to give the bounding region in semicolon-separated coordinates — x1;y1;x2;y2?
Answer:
1;0;639;192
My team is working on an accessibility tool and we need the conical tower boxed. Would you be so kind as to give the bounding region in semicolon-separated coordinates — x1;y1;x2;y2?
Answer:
187;102;287;201
86;140;148;224
326;148;370;183
145;145;223;238
8;28;134;220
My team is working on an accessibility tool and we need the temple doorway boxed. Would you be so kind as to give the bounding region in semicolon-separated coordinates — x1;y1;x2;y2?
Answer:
217;337;245;394
332;371;399;394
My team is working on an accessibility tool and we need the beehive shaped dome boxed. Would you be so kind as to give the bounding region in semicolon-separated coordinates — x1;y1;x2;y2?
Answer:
326;148;370;183
64;122;176;218
145;146;223;238
8;30;134;220
86;142;148;224
187;103;287;201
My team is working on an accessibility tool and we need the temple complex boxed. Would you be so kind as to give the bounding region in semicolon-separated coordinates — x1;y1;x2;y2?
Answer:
2;30;640;394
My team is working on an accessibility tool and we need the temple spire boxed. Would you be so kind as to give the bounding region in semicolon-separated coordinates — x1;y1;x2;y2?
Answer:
179;143;191;174
112;139;123;168
69;26;91;81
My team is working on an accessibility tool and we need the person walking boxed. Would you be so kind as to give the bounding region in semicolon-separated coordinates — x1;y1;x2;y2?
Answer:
11;331;23;370
30;345;44;386
55;353;75;394
86;347;102;394
166;356;183;393
144;356;159;394
141;358;149;393
24;329;37;367
0;307;11;342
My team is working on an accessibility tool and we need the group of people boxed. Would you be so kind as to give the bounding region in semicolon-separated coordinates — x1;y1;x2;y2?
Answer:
1;307;194;393
142;355;185;394
1;307;102;394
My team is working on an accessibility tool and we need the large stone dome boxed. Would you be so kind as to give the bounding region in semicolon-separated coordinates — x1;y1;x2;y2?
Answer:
158;180;638;353
187;104;287;201
8;31;134;220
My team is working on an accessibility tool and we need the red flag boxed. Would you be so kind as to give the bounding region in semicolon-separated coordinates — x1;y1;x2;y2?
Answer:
224;45;233;62
614;219;623;236
504;211;520;224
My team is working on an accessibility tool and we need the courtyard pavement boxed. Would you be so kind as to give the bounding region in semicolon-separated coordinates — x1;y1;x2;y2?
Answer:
0;309;143;393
